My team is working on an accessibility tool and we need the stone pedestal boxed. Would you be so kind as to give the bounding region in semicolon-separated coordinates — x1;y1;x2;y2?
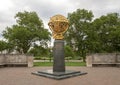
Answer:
32;39;87;80
53;40;65;72
27;56;34;67
86;55;92;67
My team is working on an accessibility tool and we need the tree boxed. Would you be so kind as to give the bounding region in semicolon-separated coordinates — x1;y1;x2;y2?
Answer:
29;44;49;57
66;9;120;62
3;11;51;54
93;13;120;52
65;9;94;62
64;45;75;60
0;40;7;53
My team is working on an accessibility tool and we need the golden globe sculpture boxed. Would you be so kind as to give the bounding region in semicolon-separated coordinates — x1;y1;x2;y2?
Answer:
48;14;69;39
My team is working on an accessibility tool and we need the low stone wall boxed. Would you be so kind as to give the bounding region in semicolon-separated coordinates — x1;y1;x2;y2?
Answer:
86;53;120;67
0;54;33;67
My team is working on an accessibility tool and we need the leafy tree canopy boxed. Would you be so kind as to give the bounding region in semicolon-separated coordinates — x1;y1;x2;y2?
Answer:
65;9;94;62
66;9;120;62
93;13;120;52
3;11;51;54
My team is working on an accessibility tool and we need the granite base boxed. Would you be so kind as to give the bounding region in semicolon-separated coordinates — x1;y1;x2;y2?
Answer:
32;69;87;80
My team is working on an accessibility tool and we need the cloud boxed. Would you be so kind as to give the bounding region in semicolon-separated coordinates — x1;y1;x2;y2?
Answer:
69;0;120;17
0;0;75;31
0;0;120;39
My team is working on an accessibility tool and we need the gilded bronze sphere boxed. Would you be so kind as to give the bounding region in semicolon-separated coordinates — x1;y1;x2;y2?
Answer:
48;14;69;39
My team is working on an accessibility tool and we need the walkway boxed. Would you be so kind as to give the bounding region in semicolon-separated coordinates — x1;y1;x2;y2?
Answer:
0;67;120;85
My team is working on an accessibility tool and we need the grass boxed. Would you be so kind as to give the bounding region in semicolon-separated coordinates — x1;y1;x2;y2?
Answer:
34;62;86;66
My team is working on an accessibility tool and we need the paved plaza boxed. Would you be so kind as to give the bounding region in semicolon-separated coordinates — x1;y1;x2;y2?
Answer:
0;67;120;85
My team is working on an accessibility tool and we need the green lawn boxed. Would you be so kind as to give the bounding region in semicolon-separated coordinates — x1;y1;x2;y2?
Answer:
34;62;86;66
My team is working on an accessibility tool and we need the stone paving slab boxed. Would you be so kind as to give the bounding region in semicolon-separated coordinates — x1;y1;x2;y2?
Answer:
0;67;120;85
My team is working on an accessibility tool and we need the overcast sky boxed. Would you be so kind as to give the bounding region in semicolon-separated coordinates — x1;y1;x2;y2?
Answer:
0;0;120;39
